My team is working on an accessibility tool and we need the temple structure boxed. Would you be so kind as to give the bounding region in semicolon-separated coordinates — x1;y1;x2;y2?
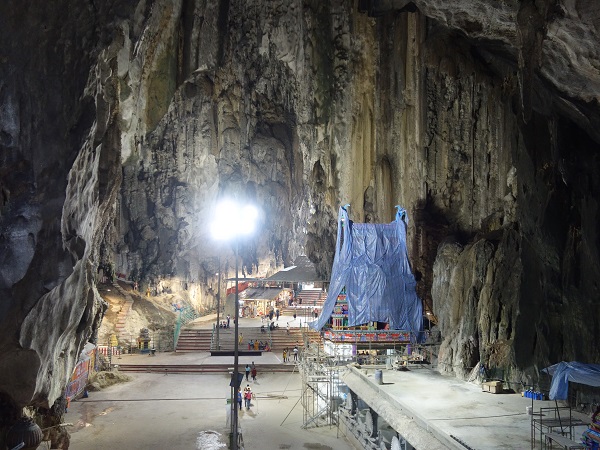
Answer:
311;205;424;355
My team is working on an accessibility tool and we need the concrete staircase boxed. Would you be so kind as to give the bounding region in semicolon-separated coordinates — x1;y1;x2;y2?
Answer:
304;329;324;348
176;327;271;352
215;327;269;351
113;283;134;344
175;329;213;352
175;324;324;353
281;289;325;316
269;328;303;350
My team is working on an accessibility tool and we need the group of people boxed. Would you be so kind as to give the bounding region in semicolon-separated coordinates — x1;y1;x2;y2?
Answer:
237;384;254;410
282;345;299;363
287;296;303;306
260;308;280;323
218;315;231;329
245;362;257;381
260;322;279;333
248;340;270;351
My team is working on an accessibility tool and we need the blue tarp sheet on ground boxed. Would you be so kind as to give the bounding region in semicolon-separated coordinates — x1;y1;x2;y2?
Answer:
310;205;423;339
542;361;600;400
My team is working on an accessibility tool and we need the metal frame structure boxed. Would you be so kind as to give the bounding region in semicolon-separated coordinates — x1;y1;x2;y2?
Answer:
299;343;344;429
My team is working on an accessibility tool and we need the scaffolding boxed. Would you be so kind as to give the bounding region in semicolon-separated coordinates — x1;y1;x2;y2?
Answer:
299;342;345;429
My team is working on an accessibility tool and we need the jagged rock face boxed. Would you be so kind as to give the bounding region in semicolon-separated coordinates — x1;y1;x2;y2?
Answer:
115;1;379;291
0;1;133;412
1;0;599;426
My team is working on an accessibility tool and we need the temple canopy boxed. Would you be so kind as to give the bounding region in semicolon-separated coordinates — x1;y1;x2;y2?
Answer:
310;205;423;336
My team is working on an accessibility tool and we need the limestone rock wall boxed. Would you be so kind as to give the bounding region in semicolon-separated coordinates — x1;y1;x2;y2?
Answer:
115;0;380;297
0;1;133;413
368;1;600;385
1;0;600;430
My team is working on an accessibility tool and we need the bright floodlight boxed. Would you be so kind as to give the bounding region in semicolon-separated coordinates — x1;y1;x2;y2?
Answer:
211;199;259;241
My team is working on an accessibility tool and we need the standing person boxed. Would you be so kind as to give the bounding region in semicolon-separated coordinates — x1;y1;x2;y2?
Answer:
239;333;243;346
244;385;252;409
282;348;287;363
286;322;290;334
237;388;243;411
226;314;231;328
245;364;251;381
293;344;299;361
275;309;280;321
251;365;257;382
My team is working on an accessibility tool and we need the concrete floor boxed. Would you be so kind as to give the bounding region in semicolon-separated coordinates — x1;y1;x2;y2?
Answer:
64;312;591;449
342;365;590;450
68;355;349;450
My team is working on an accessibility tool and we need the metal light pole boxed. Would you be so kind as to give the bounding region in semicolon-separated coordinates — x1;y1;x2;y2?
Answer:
210;199;259;450
232;239;240;449
216;257;221;350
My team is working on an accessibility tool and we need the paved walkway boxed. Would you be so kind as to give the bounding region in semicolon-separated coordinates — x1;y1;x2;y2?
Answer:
69;371;347;450
342;365;589;450
95;313;592;449
113;350;286;367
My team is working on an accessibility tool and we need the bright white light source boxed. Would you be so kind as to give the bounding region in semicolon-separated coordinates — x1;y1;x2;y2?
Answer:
211;199;259;241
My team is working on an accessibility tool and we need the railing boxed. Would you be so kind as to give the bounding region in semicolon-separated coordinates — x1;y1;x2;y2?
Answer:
267;326;272;349
173;304;200;347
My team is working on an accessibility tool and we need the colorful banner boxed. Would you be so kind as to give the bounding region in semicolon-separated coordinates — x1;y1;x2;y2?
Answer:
323;330;411;343
65;347;96;402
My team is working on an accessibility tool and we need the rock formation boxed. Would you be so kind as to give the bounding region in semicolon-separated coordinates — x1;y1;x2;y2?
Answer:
1;0;599;443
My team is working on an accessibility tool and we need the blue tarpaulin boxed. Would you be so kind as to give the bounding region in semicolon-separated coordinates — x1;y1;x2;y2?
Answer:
542;361;600;400
310;205;423;338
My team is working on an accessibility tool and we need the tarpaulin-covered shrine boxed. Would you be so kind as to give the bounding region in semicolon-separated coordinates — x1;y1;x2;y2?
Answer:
310;205;423;342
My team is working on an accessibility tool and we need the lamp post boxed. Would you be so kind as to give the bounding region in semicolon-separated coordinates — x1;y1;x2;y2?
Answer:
210;199;259;450
216;258;221;350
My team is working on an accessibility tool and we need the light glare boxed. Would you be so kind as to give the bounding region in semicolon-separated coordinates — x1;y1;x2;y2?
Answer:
211;199;259;241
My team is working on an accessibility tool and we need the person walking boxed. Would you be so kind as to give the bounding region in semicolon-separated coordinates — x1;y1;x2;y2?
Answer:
282;348;287;363
245;364;251;381
226;314;231;328
239;333;244;346
237;388;243;411
286;322;290;334
275;309;280;321
244;385;252;409
293;345;299;361
251;365;257;382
